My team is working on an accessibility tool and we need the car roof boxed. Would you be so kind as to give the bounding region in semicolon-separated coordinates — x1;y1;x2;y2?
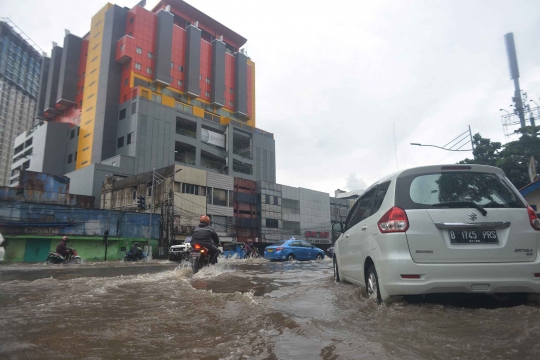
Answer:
353;164;505;200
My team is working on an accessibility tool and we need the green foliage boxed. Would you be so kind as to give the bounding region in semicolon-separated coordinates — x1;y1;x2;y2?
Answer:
458;127;540;189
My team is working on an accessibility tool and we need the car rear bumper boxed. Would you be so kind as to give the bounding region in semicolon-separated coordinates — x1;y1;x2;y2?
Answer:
264;252;286;260
378;257;540;295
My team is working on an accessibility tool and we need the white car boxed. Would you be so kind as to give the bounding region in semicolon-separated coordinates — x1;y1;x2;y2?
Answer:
0;233;5;261
169;242;192;261
332;164;540;303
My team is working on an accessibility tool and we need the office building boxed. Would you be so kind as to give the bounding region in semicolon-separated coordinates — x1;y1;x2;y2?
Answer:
0;19;42;186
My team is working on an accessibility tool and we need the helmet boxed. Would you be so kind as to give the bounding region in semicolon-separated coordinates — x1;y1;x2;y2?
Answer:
199;215;211;224
134;242;139;246
62;236;69;241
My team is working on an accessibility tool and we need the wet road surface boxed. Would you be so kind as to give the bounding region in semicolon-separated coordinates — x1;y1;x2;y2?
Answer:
1;257;539;359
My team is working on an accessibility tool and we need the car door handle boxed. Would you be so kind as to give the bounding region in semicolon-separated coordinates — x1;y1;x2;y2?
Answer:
345;234;350;238
362;226;367;231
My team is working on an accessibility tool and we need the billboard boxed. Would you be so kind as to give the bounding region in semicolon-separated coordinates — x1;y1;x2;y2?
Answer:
201;128;225;148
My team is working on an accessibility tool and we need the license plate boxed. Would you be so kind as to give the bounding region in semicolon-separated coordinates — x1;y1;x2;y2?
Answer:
267;249;274;252
191;252;200;258
449;230;498;244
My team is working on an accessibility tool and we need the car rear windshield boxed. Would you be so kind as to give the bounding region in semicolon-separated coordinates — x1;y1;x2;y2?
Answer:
272;241;286;246
395;171;525;210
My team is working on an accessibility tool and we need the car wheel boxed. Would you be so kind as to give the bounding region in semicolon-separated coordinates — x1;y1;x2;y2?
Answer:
333;257;340;282
287;254;295;261
316;254;323;260
366;265;382;303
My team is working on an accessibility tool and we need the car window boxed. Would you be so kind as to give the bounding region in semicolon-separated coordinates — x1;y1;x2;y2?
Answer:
357;187;377;223
300;241;312;247
371;181;391;215
345;198;362;230
290;241;301;247
395;171;525;209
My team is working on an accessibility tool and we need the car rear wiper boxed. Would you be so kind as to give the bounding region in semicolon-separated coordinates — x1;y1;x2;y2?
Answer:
431;201;487;216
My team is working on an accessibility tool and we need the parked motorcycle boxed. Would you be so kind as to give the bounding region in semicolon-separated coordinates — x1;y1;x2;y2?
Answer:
123;251;147;262
190;243;211;274
46;247;82;264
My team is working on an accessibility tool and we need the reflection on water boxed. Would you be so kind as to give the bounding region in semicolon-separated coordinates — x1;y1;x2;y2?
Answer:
0;257;539;359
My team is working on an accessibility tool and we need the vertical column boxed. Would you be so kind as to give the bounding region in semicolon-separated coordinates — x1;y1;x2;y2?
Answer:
154;9;173;86
44;45;63;114
185;24;201;97
211;38;225;107
35;56;50;119
234;51;247;116
57;33;82;106
91;4;128;164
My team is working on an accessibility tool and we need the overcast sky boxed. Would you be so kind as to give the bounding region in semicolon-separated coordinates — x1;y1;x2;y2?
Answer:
3;0;540;195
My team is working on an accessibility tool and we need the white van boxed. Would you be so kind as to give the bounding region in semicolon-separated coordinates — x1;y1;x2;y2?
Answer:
332;164;540;303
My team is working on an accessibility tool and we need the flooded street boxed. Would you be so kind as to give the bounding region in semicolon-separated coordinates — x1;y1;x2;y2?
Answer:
1;258;540;360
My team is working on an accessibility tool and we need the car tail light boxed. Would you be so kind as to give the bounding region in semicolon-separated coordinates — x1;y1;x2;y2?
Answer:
527;206;540;231
276;247;284;251
378;206;409;233
535;273;540;278
193;244;202;250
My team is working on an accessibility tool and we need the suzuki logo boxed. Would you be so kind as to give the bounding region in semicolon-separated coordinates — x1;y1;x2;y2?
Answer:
468;213;478;221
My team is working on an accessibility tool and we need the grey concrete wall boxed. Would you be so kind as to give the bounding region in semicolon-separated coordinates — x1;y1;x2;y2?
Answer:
185;25;201;97
154;9;174;85
57;33;82;104
211;39;225;106
92;5;127;164
299;188;331;244
63;125;80;174
115;100;138;158
234;52;247;116
44;46;62;112
35;57;50;119
253;132;276;183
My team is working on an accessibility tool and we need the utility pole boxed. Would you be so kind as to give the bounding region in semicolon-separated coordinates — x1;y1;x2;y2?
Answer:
148;169;155;246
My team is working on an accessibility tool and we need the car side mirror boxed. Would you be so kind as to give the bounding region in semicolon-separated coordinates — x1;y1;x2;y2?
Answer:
332;222;344;233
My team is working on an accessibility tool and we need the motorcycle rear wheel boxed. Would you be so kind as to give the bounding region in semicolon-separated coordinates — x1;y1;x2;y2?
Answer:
46;258;56;264
72;258;82;264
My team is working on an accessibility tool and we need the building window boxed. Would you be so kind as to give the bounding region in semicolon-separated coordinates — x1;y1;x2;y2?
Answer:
171;62;174;68
265;195;270;204
119;108;126;120
136;47;142;54
130;17;134;24
178;65;183;72
266;219;279;228
70;129;75;139
119;44;124;51
147;183;152;196
111;161;117;166
131;101;136;115
117;136;124;148
148;52;153;59
199;74;202;81
177;80;183;87
67;154;73;164
77;127;80;136
25;137;33;148
152;94;161;103
182;183;199;195
229;100;233;107
274;196;278;205
127;132;133;144
206;77;210;84
142;90;149;98
205;91;210;97
146;67;152;75
74;151;77;162
135;62;141;70
132;189;137;199
229;88;233;94
212;188;227;206
124;78;128;86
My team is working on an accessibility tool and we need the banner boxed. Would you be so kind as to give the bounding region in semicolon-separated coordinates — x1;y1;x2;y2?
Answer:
201;128;225;148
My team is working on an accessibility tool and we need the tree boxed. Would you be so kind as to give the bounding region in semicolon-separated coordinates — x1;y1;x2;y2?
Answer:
458;128;540;189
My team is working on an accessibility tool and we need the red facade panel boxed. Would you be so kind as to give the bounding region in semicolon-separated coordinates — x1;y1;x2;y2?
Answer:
169;25;187;92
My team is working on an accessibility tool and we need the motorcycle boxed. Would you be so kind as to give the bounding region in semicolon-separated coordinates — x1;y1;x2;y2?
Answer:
123;251;147;262
245;248;260;259
190;243;211;274
46;247;82;264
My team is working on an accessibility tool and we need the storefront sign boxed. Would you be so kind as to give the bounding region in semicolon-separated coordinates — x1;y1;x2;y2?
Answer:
201;128;225;148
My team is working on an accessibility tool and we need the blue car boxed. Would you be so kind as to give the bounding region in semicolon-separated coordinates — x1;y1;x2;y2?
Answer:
264;239;325;261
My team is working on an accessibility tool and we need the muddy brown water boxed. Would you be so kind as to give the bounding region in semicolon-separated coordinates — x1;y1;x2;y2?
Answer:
0;258;539;359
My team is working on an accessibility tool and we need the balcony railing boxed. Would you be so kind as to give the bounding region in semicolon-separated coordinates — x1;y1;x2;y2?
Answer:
175;154;195;165
176;128;196;138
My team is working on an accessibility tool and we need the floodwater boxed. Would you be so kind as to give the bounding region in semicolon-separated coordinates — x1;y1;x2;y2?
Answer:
1;258;540;360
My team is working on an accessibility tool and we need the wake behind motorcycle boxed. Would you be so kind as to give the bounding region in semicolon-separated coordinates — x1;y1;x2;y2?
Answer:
46;247;82;264
190;243;211;274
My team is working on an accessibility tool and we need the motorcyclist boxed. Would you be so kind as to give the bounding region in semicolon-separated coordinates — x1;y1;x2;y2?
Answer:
56;236;72;260
244;242;253;257
191;215;220;265
130;242;141;260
